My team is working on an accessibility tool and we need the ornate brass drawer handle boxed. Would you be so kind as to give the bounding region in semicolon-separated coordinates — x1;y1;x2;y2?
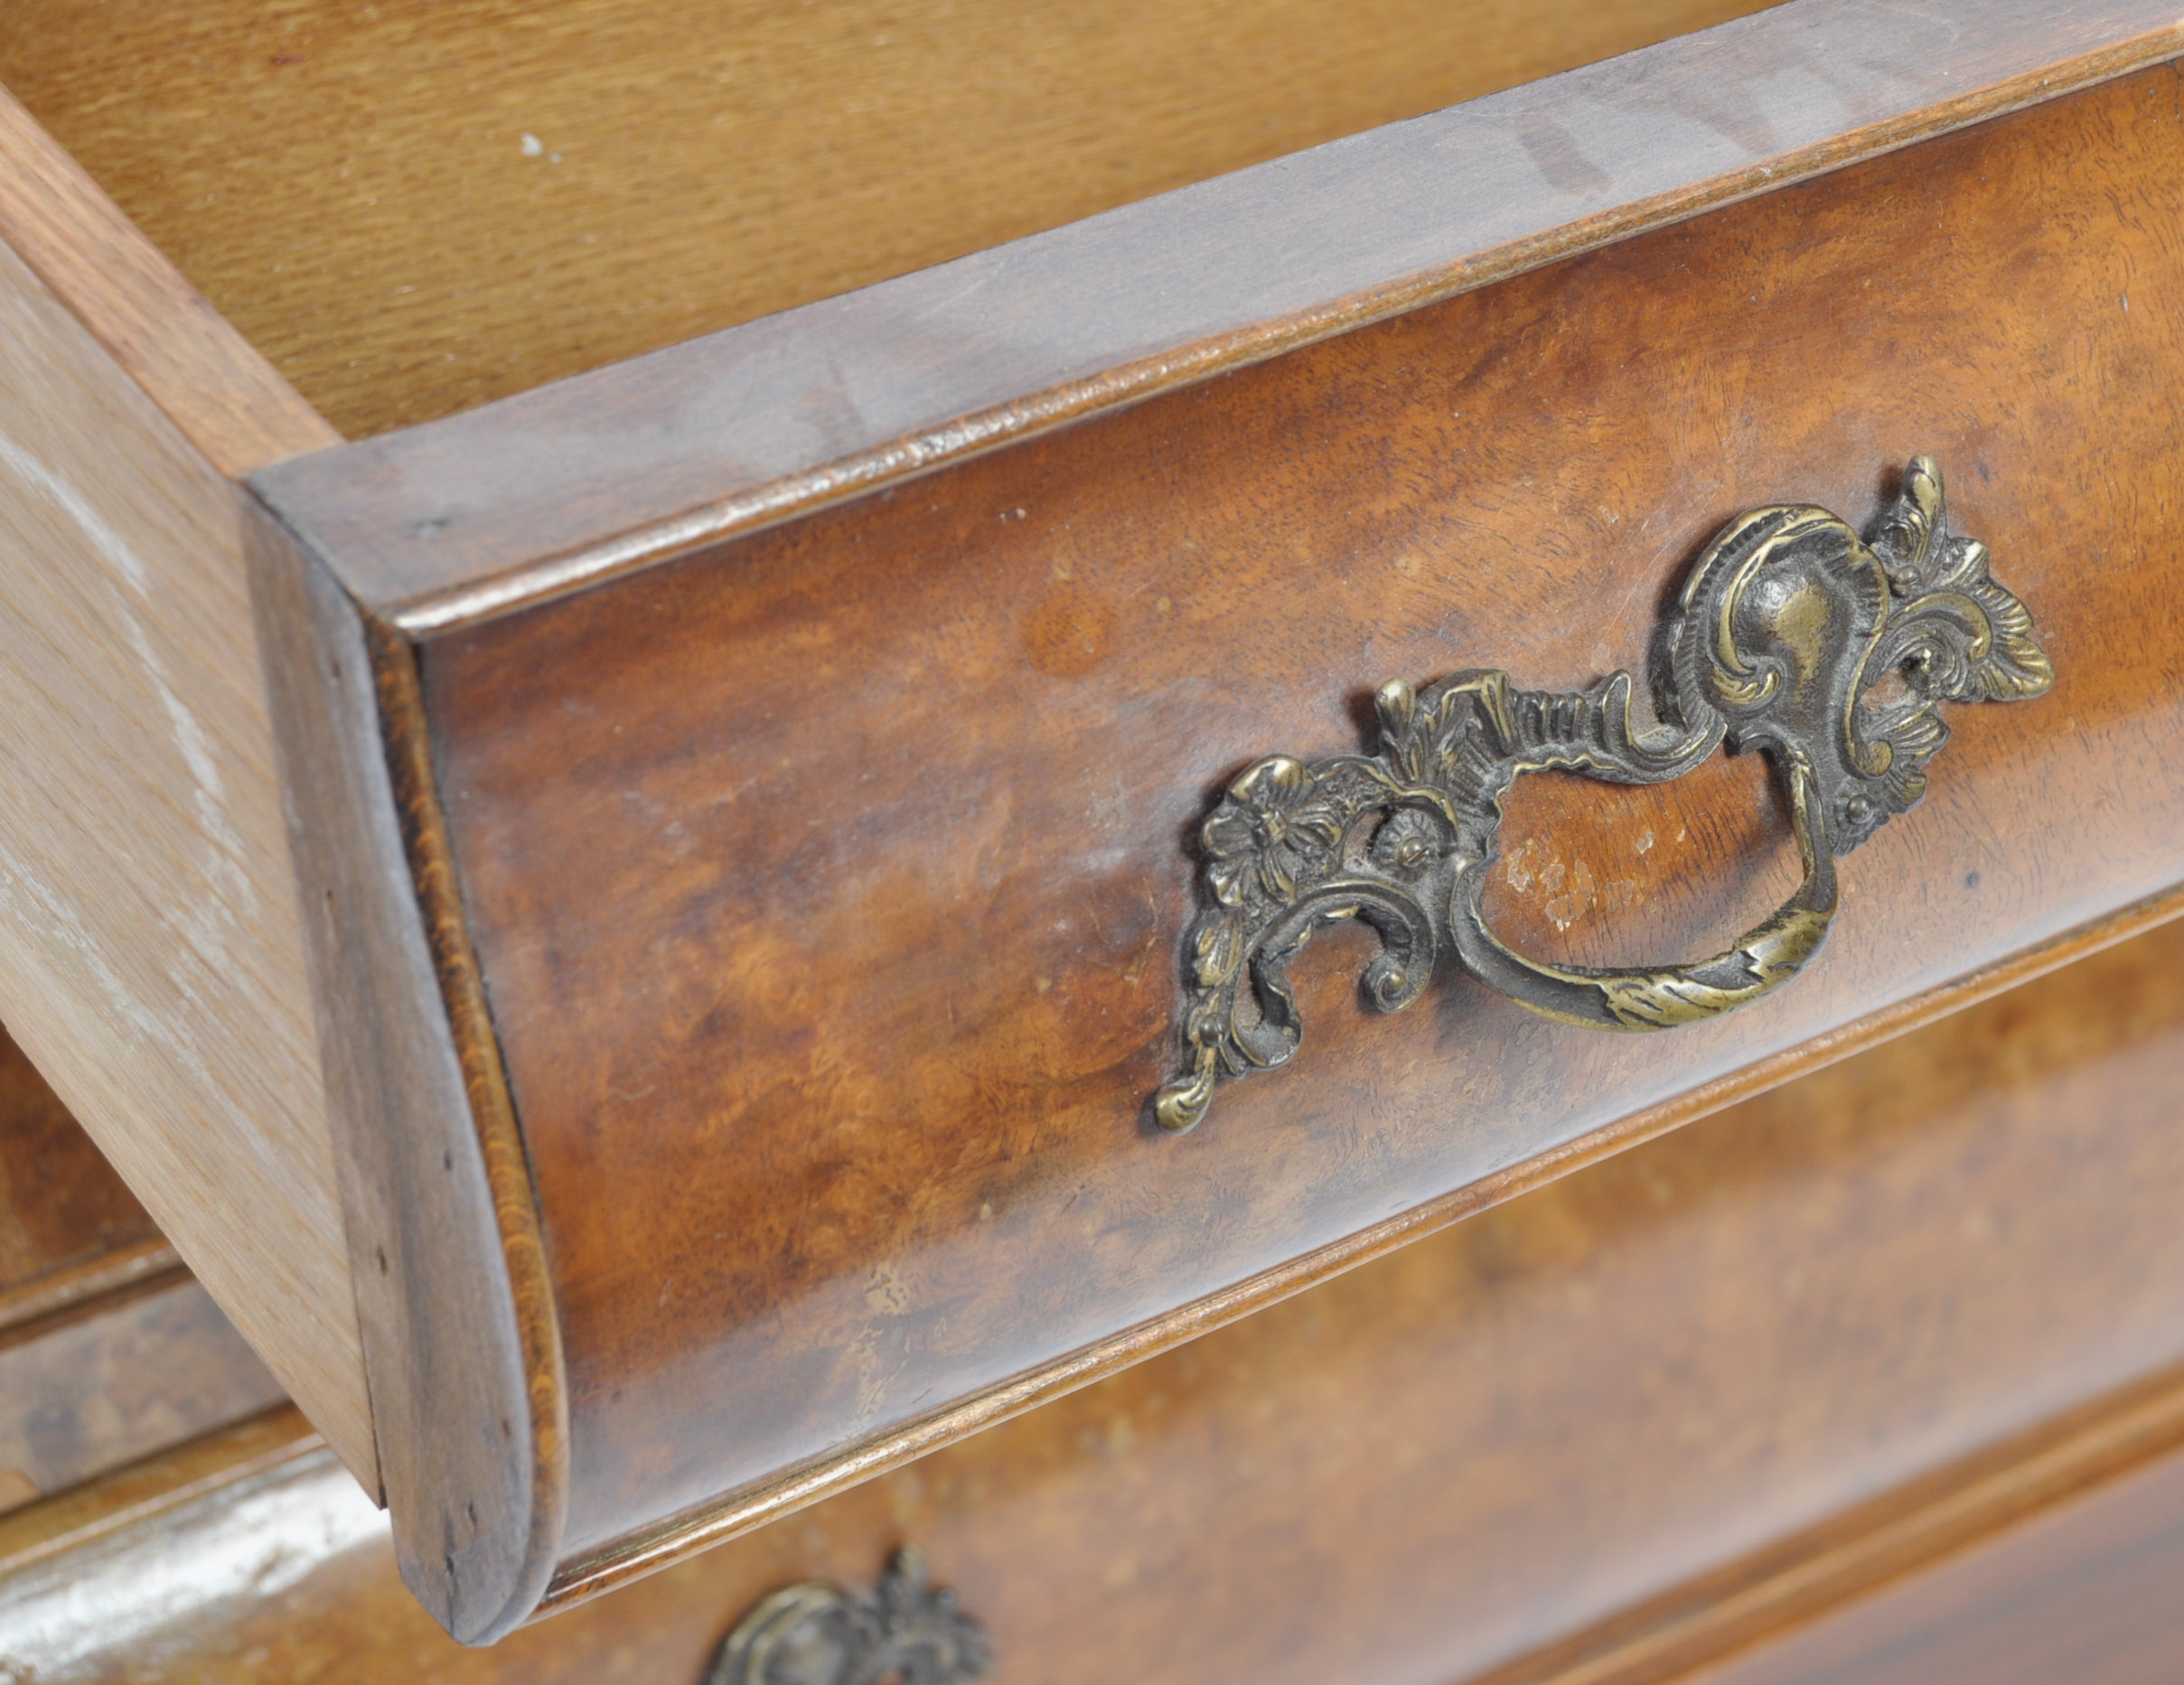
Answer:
708;1548;993;1685
1156;456;2052;1134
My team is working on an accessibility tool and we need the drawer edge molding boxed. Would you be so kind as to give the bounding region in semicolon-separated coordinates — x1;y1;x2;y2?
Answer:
245;504;568;1645
248;0;2184;637
1467;1356;2184;1685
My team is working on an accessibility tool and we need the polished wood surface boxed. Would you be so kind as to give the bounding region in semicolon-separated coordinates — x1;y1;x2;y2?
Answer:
1482;1367;2184;1685
0;91;367;1483
546;914;2184;1645
222;3;2184;1624
249;0;2184;631
1;0;2179;1647
12;916;2184;1678
0;0;1781;441
380;63;2184;1574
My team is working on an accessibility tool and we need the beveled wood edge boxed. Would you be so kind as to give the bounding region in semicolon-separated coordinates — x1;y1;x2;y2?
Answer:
248;1;2184;636
1469;1358;2184;1685
533;879;2184;1615
245;507;567;1645
0;1239;183;1338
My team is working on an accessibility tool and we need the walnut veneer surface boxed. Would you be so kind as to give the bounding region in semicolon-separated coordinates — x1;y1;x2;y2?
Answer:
407;62;2184;1559
8;913;2184;1680
3;0;2183;1641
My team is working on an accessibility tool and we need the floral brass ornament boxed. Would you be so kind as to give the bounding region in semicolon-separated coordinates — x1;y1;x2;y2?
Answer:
1155;456;2052;1134
708;1548;992;1685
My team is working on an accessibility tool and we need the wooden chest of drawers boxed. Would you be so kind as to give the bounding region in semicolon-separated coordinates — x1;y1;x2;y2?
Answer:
1;0;2182;1663
12;920;2184;1679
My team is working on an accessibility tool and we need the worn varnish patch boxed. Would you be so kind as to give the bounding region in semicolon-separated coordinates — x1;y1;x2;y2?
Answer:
1483;754;1802;966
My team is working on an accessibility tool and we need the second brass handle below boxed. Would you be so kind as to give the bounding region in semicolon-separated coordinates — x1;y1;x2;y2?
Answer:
1155;455;2051;1135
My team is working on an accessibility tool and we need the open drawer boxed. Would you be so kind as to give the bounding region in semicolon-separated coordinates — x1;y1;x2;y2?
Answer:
2;0;2182;1643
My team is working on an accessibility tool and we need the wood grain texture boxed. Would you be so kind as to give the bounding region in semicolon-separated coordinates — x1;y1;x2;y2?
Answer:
0;0;1778;442
0;96;368;1484
535;879;2184;1611
0;1274;285;1517
246;514;567;1642
0;89;335;479
247;0;2184;632
380;64;2184;1574
13;915;2184;1679
0;1240;177;1344
528;915;2184;1668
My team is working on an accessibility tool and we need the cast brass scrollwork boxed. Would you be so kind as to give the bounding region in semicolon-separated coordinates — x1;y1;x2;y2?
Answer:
1156;456;2052;1134
708;1548;992;1685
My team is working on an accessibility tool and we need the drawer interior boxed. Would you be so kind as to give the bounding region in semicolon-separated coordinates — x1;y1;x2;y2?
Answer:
0;0;1771;439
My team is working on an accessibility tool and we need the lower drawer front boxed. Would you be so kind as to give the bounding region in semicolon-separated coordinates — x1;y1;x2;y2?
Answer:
12;914;2184;1681
0;1276;284;1512
1695;1439;2184;1685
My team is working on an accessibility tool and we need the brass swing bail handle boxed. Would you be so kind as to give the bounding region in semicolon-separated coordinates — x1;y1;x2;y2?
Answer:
1448;756;1837;1035
1155;456;2052;1136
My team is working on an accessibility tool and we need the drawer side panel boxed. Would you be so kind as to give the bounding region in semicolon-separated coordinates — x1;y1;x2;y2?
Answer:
0;106;370;1483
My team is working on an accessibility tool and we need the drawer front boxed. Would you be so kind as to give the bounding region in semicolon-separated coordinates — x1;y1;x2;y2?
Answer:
1;0;2178;1647
415;64;2184;1563
12;918;2184;1681
229;2;2184;1632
